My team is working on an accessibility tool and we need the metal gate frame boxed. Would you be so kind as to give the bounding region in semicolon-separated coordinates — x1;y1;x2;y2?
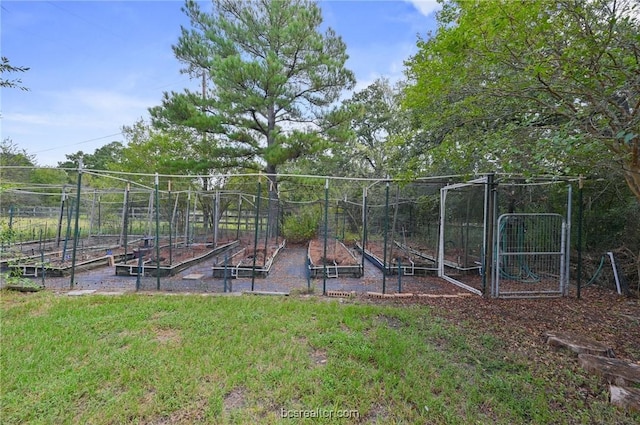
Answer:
492;213;568;298
438;176;573;298
437;176;487;296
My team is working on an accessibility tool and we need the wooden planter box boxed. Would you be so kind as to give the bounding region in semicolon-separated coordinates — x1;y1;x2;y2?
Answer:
116;241;239;277
212;239;286;279
308;239;362;278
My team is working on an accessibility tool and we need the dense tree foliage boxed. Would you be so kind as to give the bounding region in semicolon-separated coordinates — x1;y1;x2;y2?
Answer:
108;120;202;187
58;142;125;171
403;0;640;201
0;139;66;207
335;78;406;178
0;139;35;185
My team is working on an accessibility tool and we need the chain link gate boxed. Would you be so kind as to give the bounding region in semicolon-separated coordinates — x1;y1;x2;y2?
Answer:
492;213;568;298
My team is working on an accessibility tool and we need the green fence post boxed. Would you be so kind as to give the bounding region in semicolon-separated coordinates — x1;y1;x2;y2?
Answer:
136;253;143;291
252;177;262;291
323;179;329;296
62;197;73;265
122;183;130;264
398;259;402;294
155;173;160;290
306;257;311;291
40;248;46;288
236;194;242;241
224;252;229;293
382;181;390;294
576;176;584;299
69;159;83;289
361;187;368;274
168;181;173;266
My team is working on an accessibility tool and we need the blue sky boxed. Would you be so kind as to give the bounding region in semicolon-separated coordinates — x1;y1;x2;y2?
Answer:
1;1;440;167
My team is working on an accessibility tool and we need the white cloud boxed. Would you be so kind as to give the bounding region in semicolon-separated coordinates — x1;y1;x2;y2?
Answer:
4;89;155;130
348;40;417;92
58;89;154;114
405;0;442;17
2;88;158;165
3;113;61;127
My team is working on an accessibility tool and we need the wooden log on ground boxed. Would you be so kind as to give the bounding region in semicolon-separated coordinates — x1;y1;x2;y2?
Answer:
578;354;640;387
543;331;615;358
242;291;289;296
610;385;640;412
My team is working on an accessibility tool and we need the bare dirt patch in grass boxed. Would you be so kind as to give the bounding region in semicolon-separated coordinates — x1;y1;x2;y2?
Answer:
152;327;181;344
376;314;405;330
147;397;208;425
297;335;328;366
311;348;328;366
365;286;639;360
361;403;389;423
435;287;637;361
223;387;247;411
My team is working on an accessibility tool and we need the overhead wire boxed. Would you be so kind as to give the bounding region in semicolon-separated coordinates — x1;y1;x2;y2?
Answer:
30;133;124;155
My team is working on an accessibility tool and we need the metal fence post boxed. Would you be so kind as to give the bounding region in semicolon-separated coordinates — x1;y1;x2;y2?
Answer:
69;159;83;289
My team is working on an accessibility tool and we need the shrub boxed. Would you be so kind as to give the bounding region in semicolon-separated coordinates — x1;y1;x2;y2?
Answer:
282;205;321;243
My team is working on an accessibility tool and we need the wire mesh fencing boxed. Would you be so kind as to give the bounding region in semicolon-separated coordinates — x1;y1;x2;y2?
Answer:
491;179;573;298
1;169;597;298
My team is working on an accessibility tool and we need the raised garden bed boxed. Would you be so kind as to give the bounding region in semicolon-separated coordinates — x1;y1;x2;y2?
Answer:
6;283;44;292
116;241;238;277
212;239;286;278
4;244;132;278
1;235;123;263
356;241;438;276
308;239;362;278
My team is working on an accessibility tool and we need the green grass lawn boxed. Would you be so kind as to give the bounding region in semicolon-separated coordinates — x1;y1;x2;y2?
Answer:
1;291;637;424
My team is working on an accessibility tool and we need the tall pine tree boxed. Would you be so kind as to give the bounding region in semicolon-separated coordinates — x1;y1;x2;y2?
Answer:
151;0;355;188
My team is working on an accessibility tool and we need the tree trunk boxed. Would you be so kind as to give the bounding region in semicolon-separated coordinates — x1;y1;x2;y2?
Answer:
266;102;279;238
606;133;640;203
265;166;279;239
623;165;640;204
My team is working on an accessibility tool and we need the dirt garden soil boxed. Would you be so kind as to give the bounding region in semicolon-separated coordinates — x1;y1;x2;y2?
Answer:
308;239;359;266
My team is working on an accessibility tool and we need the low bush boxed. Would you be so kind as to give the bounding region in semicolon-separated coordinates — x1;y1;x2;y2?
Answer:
282;205;321;243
